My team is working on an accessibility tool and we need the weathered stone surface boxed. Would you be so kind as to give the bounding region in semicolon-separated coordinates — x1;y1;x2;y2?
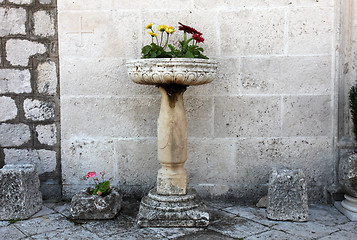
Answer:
0;69;31;94
0;164;42;220
0;7;26;37
266;168;308;222
33;10;55;37
0;96;17;122
39;0;52;4
6;39;46;67
137;188;209;227
8;0;34;3
339;152;357;197
23;98;55;121
70;187;123;219
0;123;31;147
4;149;57;174
36;123;57;145
36;61;57;95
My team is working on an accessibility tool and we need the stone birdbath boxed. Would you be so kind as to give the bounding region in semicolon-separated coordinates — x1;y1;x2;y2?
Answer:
126;58;217;227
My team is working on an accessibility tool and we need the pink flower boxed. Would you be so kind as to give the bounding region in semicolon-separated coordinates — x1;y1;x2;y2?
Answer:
86;172;97;179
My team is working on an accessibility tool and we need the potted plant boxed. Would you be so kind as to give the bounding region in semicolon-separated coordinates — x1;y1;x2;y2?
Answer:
126;22;216;227
70;172;123;220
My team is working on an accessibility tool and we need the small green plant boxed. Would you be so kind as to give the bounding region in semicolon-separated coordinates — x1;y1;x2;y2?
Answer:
85;172;111;197
142;22;208;59
8;218;21;224
349;83;357;139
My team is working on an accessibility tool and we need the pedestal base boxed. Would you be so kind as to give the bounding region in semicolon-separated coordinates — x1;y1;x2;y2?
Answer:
334;194;357;221
137;188;209;227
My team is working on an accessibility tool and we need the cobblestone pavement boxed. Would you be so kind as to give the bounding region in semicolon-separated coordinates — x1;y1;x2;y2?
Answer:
1;199;355;240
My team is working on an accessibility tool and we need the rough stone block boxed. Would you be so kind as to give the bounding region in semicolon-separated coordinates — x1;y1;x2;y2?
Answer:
39;0;52;5
36;61;57;95
282;95;332;137
214;96;281;137
70;187;123;219
339;152;357;197
8;0;34;4
0;96;17;122
6;39;46;67
4;149;57;174
266;168;308;222
23;98;55;121
0;69;31;94
0;7;26;37
219;9;285;56
0;123;31;147
288;7;333;54
0;164;42;220
33;10;55;37
36;123;57;145
185;96;213;137
240;56;331;95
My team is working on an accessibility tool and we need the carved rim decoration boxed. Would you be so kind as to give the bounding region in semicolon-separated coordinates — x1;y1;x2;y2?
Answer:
126;58;218;86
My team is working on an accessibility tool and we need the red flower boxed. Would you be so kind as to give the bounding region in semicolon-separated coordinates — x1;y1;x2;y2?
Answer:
192;33;204;43
178;22;202;35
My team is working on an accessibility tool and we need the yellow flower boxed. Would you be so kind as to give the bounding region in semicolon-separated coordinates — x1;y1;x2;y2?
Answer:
149;31;158;37
145;22;153;29
165;26;175;34
158;25;167;32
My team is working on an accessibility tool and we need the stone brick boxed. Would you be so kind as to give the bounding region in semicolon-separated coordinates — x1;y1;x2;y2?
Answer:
6;39;46;67
0;69;31;94
266;168;308;221
0;164;42;220
282;95;332;137
219;9;285;56
39;0;52;4
288;7;333;54
4;149;57;174
33;10;55;37
61;96;159;139
214;96;281;137
0;7;26;37
185;96;213;137
36;123;57;145
8;0;34;4
0;123;31;147
36;61;57;95
23;98;55;121
240;56;331;94
0;96;17;122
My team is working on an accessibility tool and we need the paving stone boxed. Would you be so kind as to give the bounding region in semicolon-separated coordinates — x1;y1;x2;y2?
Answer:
208;216;269;239
0;96;17;122
176;229;235;240
31;206;55;218
14;213;75;236
23;98;55;121
0;221;10;227
309;204;349;227
0;123;31;147
319;230;357;240
6;39;46;67
149;227;203;239
0;68;31;94
272;221;340;239
0;7;26;37
245;229;306;240
0;225;27;239
46;202;71;217
336;221;357;233
105;228;163;240
30;226;101;240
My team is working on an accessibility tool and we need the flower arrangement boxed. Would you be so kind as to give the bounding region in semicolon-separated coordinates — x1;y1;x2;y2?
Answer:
85;171;112;196
141;22;208;59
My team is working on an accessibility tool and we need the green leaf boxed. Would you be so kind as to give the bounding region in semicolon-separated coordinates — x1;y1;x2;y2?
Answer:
185;51;194;58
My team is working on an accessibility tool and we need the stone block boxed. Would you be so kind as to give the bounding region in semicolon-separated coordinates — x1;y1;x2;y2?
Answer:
36;61;57;95
70;187;123;219
58;11;140;58
214;96;281;137
0;123;31;147
0;7;26;37
0;96;17;122
240;56;331;95
0;164;42;220
36;123;57;145
185;96;213;137
266;168;308;222
6;39;46;67
23;98;55;121
39;0;52;5
339;152;357;197
61;96;159;138
288;7;333;55
33;10;55;37
219;9;285;56
0;68;31;94
8;0;34;3
282;95;332;137
4;149;57;174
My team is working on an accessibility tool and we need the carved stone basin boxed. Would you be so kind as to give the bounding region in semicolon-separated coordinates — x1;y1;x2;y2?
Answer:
126;58;217;86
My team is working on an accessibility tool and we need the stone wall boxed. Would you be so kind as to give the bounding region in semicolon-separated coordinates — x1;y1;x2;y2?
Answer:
0;0;60;199
57;0;341;203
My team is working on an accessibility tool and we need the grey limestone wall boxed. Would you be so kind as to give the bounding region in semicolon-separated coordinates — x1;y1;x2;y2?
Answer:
0;0;60;199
